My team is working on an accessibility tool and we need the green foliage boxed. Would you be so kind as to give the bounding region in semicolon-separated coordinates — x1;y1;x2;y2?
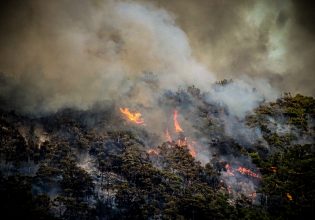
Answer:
254;144;315;219
108;143;261;220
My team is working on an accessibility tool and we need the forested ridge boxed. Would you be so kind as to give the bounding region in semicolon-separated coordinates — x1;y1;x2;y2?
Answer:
0;91;314;220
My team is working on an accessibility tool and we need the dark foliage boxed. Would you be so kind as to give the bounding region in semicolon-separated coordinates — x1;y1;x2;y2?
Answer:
0;93;314;219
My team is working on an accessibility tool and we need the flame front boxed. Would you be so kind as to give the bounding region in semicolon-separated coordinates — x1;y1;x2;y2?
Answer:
236;166;260;179
173;110;184;132
224;164;260;179
120;108;144;124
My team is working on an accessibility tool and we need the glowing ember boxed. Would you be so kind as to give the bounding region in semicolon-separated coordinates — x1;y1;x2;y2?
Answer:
225;164;235;176
173;110;184;133
120;108;144;124
177;137;187;147
165;129;172;142
176;137;196;158
236;166;260;179
147;149;159;155
286;193;293;201
187;144;197;157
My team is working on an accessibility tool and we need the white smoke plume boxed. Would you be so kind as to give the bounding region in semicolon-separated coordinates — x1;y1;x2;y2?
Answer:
0;0;277;117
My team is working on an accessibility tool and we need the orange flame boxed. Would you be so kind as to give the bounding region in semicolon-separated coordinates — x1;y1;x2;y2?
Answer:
165;129;172;142
173;110;184;133
236;166;260;179
227;185;232;194
177;137;187;147
286;193;293;201
176;137;196;158
120;108;144;125
187;144;197;158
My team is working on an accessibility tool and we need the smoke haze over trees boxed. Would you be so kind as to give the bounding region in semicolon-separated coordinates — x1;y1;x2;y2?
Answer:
0;0;314;219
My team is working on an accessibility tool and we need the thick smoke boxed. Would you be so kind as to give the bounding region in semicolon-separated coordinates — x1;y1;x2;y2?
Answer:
0;0;213;114
148;0;315;96
0;0;279;116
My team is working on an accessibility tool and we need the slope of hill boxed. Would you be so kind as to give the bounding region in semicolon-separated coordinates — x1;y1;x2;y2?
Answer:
0;89;314;220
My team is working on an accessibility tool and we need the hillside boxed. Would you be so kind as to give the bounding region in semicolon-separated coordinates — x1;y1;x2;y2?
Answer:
0;88;314;220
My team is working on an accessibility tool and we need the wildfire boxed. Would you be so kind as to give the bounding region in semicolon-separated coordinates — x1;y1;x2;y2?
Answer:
165;129;172;142
225;164;235;176
119;108;197;158
175;137;197;158
120;108;144;125
173;110;184;133
177;137;187;147
236;166;260;179
224;164;260;179
147;149;159;156
187;144;197;158
286;193;293;201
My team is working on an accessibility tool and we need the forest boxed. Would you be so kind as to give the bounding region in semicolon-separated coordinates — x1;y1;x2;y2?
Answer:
0;85;314;220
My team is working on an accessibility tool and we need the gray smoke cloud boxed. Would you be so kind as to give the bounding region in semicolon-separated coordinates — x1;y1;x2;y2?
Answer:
149;0;315;96
0;0;283;116
0;0;216;114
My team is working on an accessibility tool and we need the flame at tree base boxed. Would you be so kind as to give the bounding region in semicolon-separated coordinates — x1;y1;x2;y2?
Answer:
167;134;197;158
236;166;261;179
